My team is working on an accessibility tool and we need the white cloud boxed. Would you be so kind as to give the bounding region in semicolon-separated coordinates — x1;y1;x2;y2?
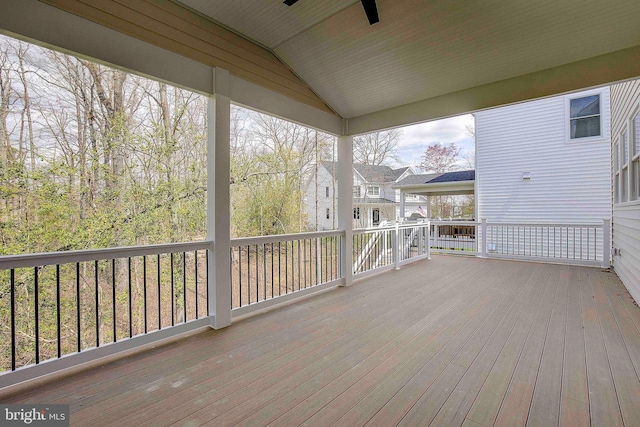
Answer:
393;114;475;169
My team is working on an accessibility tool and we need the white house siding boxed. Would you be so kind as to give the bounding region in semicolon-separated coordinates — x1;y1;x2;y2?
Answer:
304;165;337;230
476;88;611;224
610;80;640;302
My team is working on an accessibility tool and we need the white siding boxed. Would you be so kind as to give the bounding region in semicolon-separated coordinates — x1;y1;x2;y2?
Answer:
304;165;336;230
476;89;611;224
610;80;640;302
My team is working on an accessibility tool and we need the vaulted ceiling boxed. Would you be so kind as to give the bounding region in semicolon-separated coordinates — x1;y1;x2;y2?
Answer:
3;0;640;134
178;0;640;119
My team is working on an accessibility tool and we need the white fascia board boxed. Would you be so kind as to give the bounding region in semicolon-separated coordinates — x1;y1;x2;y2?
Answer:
396;167;414;181
229;76;343;136
346;45;640;135
0;0;213;95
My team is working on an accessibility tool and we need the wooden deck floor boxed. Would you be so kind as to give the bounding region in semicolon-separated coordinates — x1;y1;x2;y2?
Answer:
3;256;640;426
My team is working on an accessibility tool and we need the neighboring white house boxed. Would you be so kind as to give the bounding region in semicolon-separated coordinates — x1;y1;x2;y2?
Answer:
475;88;612;224
304;162;426;229
610;80;640;302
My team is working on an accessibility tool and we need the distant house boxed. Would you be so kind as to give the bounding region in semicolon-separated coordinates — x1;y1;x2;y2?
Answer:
304;162;427;229
609;81;640;301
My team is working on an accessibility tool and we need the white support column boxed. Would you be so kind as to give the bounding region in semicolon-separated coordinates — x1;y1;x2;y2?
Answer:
480;218;487;258
426;195;432;219
207;68;232;329
337;135;353;286
602;218;611;268
399;191;406;220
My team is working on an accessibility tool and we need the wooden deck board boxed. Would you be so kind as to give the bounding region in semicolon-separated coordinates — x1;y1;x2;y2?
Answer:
2;256;640;427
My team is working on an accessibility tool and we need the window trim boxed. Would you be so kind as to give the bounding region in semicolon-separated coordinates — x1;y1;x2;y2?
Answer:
565;90;605;143
367;186;380;197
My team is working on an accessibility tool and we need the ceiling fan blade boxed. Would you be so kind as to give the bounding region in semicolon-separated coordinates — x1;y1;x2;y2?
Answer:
283;0;299;6
360;0;379;25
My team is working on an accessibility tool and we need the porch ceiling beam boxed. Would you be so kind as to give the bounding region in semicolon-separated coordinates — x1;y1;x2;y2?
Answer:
346;44;640;135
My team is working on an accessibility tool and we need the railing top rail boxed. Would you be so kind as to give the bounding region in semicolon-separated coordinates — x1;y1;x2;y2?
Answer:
485;221;605;227
230;229;344;247
0;240;212;270
430;220;480;225
353;221;431;233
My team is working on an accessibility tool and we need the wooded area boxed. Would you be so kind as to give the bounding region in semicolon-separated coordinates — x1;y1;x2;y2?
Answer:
0;35;335;371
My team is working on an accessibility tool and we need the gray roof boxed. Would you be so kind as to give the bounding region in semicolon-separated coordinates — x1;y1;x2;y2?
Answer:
321;161;410;183
394;170;475;187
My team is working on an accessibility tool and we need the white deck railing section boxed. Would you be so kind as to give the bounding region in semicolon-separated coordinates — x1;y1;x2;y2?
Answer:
482;220;610;267
229;230;343;317
427;219;610;267
0;241;211;383
353;222;431;276
0;218;610;387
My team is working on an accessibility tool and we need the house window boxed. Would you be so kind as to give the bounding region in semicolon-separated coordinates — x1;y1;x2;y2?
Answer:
569;94;601;139
326;208;330;219
633;112;640;200
353;207;360;220
325;186;330;198
613;140;620;204
621;131;628;202
367;186;380;196
353;186;362;198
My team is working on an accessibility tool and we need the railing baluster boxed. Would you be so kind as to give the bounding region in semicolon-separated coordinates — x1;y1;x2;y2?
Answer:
34;266;39;364
183;252;187;323
76;262;81;353
112;259;116;342
128;257;133;337
297;240;301;291
263;244;267;300
195;250;199;317
205;249;209;316
238;246;242;307
157;253;161;330
11;269;15;371
170;253;174;327
255;244;260;302
247;244;251;303
95;260;99;347
144;256;148;333
271;243;274;298
56;264;61;359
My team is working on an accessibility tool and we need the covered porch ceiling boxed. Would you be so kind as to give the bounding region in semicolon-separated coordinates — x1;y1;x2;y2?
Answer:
2;0;640;135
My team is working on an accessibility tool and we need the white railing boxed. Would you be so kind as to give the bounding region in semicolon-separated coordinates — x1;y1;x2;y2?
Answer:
229;230;343;316
0;241;211;384
353;222;430;277
430;220;479;254
480;219;610;267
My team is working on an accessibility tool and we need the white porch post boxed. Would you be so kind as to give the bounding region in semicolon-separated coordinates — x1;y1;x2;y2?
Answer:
602;218;611;268
426;195;431;219
337;135;353;286
399;191;406;220
207;68;232;329
480;218;487;258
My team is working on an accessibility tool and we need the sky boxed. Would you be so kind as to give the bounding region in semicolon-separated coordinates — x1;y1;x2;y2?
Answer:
392;114;476;171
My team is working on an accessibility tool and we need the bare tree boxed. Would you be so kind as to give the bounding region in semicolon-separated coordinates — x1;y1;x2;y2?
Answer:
352;129;402;165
